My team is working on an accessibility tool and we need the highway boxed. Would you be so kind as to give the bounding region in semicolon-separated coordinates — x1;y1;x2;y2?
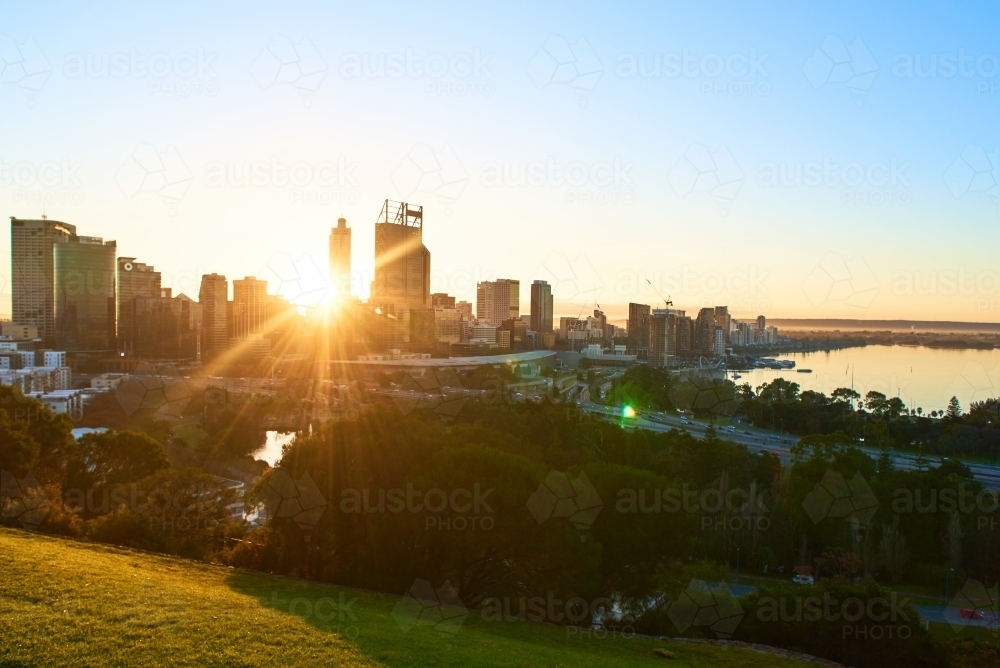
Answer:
578;402;1000;491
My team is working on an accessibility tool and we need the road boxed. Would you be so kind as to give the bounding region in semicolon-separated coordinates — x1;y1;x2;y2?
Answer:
728;584;998;630
579;403;1000;491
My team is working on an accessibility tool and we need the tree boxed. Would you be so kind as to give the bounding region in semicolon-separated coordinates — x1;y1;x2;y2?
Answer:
879;515;909;582
864;391;889;417
73;430;171;493
945;396;963;421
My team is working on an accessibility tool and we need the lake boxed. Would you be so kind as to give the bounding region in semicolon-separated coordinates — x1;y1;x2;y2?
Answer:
735;345;1000;414
254;431;297;467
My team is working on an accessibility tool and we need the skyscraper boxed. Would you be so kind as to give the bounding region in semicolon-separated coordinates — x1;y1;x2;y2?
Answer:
530;280;553;333
627;303;650;351
117;257;161;354
476;279;519;325
694;307;716;352
649;308;683;368
232;277;267;339
10;216;77;343
714;305;731;346
372;200;430;309
54;235;117;351
199;273;228;362
329;217;351;299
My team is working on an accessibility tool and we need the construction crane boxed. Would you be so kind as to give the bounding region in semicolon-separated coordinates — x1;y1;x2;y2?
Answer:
646;279;672;309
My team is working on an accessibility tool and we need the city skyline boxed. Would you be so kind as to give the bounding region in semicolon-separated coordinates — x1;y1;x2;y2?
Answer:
1;2;998;324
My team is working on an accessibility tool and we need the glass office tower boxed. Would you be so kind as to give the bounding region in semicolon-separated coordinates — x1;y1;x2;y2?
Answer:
54;236;117;351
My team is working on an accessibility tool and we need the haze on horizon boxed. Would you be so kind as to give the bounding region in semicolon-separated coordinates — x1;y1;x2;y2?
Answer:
1;0;997;325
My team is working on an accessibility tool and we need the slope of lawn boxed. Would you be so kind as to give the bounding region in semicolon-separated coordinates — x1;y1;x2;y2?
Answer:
0;527;818;667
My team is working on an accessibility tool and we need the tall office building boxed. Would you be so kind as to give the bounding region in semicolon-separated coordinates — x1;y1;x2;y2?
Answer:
476;279;519;325
329;217;351;299
756;315;766;333
117;257;161;354
10;217;77;343
530;280;553;333
372;201;430;309
54;236;117;351
232;277;268;339
199;273;229;362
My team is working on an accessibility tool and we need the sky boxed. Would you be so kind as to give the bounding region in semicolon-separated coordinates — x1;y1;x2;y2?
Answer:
0;0;998;325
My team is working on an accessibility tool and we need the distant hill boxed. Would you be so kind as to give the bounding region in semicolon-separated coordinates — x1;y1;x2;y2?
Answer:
770;319;1000;333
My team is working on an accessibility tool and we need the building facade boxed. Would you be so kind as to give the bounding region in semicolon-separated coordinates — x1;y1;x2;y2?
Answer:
529;280;553;334
117;257;161;354
199;273;228;362
329;217;351;300
476;278;519;325
54;236;117;351
372;201;430;309
10;217;77;342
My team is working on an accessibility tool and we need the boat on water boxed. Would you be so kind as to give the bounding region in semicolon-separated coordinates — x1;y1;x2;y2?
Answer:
797;369;813;373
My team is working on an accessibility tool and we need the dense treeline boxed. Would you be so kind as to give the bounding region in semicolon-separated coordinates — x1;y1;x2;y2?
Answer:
0;386;241;559
3;382;999;667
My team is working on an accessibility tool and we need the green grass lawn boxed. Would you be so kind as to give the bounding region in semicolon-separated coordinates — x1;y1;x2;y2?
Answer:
0;527;819;667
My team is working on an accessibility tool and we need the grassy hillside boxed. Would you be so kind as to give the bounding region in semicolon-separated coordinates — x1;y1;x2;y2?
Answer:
0;528;819;667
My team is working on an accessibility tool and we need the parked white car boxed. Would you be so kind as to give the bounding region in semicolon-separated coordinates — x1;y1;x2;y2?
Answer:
792;574;814;585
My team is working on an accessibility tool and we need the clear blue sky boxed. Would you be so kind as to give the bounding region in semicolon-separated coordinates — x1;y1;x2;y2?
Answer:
1;0;997;323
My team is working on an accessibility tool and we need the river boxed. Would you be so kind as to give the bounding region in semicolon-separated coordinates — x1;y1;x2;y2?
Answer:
735;345;1000;414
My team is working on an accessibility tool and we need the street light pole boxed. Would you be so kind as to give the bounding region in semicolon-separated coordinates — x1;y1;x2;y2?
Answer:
736;547;741;585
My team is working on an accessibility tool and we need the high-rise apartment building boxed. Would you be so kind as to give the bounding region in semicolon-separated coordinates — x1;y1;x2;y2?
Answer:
649;308;684;367
694;307;716;352
529;280;553;333
117;257;161;354
329;217;351;299
627;303;651;351
714;306;731;346
476;279;519;325
10;217;77;343
232;277;268;339
54;236;117;351
455;301;472;322
592;309;608;343
199;273;228;362
372;201;430;309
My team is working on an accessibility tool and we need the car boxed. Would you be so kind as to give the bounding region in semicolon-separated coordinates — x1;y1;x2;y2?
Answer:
792;574;814;585
959;608;984;620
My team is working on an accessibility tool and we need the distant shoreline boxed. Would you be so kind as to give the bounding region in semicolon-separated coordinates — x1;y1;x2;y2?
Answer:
771;318;1000;333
